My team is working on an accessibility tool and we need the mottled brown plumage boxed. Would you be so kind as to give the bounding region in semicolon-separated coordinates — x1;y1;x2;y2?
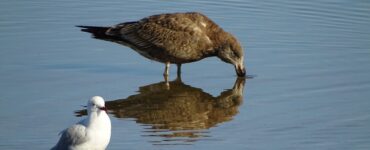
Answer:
77;12;246;76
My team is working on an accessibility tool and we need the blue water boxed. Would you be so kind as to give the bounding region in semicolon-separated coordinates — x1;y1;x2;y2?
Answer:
1;0;370;149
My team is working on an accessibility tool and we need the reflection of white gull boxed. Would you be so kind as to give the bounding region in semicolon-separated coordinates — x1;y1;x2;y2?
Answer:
51;96;111;150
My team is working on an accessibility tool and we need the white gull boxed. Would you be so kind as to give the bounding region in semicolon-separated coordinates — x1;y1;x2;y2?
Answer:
51;96;111;150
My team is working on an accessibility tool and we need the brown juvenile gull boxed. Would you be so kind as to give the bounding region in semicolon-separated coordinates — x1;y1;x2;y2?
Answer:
77;12;246;77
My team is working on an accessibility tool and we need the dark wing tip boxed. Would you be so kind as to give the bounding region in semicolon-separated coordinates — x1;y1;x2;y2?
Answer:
75;25;111;38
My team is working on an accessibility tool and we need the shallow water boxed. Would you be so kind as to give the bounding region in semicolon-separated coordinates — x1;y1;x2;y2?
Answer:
1;0;370;149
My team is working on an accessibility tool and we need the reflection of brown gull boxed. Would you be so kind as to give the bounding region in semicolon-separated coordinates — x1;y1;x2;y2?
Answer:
123;78;245;144
111;77;244;127
77;12;246;77
76;77;246;145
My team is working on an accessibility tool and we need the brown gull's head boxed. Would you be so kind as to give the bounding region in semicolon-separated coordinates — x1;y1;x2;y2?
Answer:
217;33;246;77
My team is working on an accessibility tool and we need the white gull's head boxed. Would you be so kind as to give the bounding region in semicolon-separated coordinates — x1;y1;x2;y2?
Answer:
87;96;107;114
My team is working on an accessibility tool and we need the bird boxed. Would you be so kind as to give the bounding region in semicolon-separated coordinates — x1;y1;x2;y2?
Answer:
77;12;246;77
51;96;111;150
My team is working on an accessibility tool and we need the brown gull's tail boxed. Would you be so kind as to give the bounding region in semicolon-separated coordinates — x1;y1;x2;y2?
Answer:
76;25;120;41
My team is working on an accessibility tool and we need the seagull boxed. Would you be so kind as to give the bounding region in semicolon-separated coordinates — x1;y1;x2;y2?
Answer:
51;96;111;150
77;12;246;77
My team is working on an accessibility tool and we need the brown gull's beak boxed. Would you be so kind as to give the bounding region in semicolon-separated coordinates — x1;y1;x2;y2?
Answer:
235;63;246;77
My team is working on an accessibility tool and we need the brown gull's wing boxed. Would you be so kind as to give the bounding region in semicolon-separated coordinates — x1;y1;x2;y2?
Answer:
107;13;214;60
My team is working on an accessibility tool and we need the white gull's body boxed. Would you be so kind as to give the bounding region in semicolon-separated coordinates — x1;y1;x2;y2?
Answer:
51;96;111;150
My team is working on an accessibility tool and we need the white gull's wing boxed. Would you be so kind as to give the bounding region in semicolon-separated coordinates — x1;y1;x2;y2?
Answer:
51;124;88;150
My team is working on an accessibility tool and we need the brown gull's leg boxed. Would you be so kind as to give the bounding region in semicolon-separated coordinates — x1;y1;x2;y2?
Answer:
163;62;170;87
176;64;182;79
163;62;170;76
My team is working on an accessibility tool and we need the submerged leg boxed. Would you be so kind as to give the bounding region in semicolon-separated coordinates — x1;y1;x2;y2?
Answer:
164;75;169;85
176;64;182;79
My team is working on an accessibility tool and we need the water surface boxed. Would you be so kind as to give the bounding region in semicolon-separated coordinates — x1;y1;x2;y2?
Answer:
1;0;370;150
